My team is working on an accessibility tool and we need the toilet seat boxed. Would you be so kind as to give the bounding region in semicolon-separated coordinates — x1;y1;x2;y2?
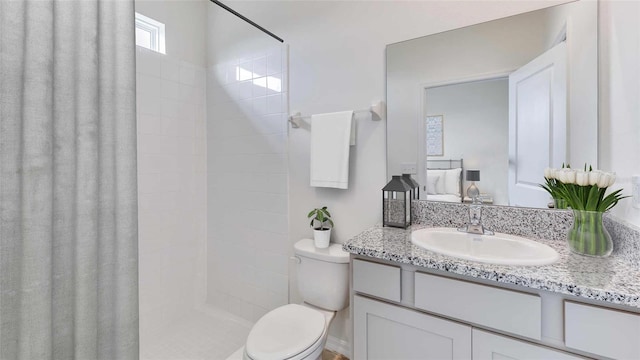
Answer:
245;304;326;360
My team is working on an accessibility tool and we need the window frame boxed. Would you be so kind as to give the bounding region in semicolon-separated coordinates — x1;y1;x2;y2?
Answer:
135;12;166;54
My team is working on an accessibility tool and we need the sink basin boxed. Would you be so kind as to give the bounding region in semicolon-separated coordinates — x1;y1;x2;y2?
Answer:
411;228;559;266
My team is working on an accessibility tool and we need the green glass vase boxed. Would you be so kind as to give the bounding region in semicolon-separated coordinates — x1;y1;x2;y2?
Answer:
554;198;568;209
567;210;613;257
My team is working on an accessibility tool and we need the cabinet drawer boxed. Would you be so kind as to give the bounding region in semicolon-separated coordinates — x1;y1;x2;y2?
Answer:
565;301;640;359
354;295;472;360
414;272;541;340
473;329;582;360
353;259;401;302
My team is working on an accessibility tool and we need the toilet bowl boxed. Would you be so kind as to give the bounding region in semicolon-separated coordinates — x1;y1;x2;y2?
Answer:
243;303;335;360
240;239;349;360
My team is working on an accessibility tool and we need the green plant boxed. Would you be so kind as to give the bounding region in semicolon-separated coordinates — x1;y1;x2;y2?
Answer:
308;206;334;231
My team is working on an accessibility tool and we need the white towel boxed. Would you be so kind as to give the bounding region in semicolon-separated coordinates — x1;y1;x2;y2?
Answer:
310;111;355;189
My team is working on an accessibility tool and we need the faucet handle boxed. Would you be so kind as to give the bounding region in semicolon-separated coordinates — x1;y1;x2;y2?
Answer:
469;204;482;225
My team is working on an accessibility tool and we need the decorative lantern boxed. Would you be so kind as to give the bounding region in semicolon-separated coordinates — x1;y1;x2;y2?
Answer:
382;175;413;228
402;173;420;200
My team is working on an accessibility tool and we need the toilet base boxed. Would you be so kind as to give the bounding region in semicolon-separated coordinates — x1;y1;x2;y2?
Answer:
238;303;337;360
242;342;324;360
226;346;324;360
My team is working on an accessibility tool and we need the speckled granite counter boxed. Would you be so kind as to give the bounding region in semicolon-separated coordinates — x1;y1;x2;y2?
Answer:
343;224;640;308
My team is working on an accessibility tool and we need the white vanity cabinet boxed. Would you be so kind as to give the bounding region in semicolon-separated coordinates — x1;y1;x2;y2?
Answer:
350;256;638;360
353;295;472;360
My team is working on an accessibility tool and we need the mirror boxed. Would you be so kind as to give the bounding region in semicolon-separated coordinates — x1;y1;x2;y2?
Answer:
386;1;597;209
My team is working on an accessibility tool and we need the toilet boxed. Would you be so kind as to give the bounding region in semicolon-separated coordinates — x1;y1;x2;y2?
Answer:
242;238;349;360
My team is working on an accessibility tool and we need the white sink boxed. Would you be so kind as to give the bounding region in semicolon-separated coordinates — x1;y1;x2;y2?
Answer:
411;227;559;266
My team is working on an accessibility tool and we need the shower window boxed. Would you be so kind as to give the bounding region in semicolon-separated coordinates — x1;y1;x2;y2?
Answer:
135;12;166;54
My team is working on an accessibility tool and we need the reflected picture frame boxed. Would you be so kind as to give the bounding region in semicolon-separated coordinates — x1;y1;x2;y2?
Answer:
426;115;444;156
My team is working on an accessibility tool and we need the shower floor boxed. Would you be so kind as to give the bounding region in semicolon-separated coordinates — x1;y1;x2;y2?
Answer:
141;307;252;360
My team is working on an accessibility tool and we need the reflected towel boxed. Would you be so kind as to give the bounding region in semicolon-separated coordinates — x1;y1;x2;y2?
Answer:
310;110;354;189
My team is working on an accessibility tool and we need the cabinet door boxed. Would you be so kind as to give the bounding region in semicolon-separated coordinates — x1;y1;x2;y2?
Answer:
354;295;472;360
472;329;583;360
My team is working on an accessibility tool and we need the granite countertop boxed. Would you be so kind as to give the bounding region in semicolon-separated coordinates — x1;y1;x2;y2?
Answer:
343;225;640;308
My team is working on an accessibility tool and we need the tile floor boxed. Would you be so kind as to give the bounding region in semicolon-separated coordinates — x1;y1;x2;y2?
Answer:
141;308;252;360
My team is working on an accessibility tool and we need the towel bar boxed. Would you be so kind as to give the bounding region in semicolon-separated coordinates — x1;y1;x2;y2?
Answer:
289;100;385;128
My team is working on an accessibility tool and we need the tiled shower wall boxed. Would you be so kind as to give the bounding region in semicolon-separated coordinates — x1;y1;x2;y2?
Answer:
136;46;207;338
207;45;289;322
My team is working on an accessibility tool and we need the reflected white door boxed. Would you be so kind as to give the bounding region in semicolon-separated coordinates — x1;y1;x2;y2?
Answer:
508;42;567;207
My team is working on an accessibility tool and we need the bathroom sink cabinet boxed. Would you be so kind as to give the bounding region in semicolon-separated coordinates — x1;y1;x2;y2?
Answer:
350;257;640;360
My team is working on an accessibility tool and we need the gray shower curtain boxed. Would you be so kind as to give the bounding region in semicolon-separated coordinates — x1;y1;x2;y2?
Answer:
0;0;139;359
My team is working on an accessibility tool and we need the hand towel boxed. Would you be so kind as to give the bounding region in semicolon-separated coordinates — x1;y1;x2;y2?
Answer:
310;111;354;189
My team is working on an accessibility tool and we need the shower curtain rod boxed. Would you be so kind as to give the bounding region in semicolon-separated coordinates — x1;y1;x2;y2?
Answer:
210;0;284;43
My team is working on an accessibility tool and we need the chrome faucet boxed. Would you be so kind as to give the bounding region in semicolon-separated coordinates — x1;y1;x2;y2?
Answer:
458;202;494;235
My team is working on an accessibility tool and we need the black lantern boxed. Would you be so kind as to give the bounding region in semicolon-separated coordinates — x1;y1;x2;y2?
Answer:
382;175;413;228
402;173;420;200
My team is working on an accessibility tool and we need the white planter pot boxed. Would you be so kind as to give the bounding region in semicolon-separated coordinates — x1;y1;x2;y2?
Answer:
313;228;331;248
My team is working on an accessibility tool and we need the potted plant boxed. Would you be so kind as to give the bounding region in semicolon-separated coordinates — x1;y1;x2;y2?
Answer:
541;164;628;257
308;206;334;248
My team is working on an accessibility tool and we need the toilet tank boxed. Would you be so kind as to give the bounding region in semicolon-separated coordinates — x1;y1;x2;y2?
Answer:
294;239;350;311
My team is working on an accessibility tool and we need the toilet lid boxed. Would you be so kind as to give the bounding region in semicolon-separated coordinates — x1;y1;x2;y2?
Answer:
246;304;325;360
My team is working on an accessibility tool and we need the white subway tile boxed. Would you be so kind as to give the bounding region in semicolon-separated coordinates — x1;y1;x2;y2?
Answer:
161;99;183;119
252;96;267;116
180;83;200;105
237;61;252;81
266;94;282;115
137;134;165;155
212;64;227;84
179;62;197;85
194;113;206;139
161;79;181;101
137;114;161;136
136;47;162;77
256;114;286;135
225;82;240;101
161;57;181;82
194;137;206;156
137;82;163;116
252;77;267;98
238;80;253;100
266;50;282;76
252;57;267;77
266;74;282;95
226;63;239;83
251;305;270;323
210;84;231;104
138;251;164;308
247;210;287;234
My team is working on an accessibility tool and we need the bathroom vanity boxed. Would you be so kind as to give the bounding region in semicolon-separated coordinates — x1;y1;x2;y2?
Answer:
344;224;640;360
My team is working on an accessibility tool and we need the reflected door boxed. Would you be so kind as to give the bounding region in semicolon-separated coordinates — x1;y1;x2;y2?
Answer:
508;41;567;207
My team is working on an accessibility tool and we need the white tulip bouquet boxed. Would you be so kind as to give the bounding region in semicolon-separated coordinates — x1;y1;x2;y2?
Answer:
541;164;626;212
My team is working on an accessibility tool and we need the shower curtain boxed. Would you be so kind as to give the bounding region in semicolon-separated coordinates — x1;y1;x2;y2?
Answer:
0;0;138;359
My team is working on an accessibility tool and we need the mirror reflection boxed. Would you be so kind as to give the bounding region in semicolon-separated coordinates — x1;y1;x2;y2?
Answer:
386;1;597;209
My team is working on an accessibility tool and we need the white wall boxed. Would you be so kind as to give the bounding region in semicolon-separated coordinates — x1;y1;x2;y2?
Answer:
599;0;640;225
206;3;290;323
426;79;509;205
134;0;207;350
